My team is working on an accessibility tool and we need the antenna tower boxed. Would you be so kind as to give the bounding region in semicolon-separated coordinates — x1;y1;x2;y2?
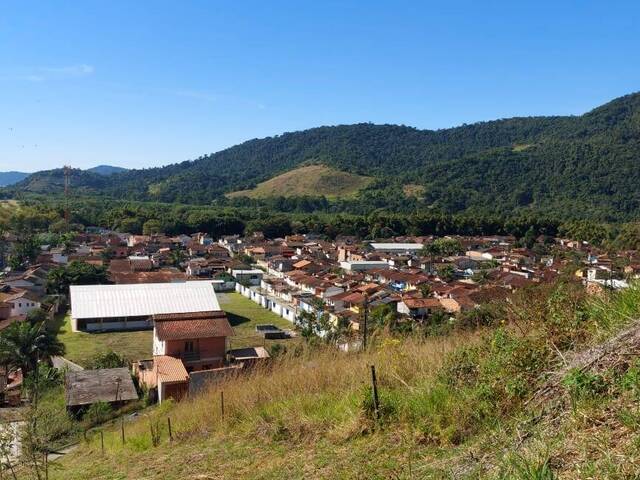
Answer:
63;165;71;228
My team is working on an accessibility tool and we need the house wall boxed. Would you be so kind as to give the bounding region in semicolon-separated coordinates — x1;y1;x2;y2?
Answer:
164;337;226;360
9;300;40;317
159;380;189;403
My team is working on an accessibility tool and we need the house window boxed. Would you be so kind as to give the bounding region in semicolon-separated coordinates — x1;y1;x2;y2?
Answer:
184;341;194;352
18;303;22;308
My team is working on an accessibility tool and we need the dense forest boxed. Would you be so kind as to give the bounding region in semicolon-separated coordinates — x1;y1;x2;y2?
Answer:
4;197;640;253
2;91;640;222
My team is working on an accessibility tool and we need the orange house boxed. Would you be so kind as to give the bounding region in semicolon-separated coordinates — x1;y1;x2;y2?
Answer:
152;311;234;372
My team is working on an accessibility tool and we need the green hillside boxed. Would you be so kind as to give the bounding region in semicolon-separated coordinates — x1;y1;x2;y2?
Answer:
4;91;640;220
226;164;373;199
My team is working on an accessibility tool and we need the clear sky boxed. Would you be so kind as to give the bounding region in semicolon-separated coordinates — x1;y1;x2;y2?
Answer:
1;0;639;172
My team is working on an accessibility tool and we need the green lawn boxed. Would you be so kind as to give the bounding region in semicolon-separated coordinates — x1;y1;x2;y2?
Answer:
218;292;299;349
49;314;153;368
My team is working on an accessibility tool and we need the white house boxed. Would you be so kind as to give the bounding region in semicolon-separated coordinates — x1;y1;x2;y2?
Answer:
0;288;41;317
231;269;263;286
369;243;424;254
340;261;390;272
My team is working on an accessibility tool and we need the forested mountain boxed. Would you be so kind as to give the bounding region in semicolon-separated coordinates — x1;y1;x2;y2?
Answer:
4;92;640;221
86;165;128;176
0;171;29;187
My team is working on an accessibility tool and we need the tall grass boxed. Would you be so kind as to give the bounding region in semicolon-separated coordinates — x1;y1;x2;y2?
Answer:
54;280;640;479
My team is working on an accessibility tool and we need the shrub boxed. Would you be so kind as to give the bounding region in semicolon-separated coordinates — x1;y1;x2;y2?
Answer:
562;369;608;406
82;401;112;427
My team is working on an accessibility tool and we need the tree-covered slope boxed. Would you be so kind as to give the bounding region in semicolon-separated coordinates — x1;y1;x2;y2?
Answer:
5;92;640;220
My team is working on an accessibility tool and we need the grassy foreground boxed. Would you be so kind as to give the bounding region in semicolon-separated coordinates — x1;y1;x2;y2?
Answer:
50;281;640;479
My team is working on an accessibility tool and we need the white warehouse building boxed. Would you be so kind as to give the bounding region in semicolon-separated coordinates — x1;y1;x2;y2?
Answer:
69;281;221;332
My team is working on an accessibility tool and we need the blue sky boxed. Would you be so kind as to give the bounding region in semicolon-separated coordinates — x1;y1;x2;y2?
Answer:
1;1;639;172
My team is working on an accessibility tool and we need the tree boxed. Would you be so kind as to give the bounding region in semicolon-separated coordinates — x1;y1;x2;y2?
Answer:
90;350;128;369
46;261;109;295
437;264;456;282
0;321;64;379
142;219;163;235
169;248;186;267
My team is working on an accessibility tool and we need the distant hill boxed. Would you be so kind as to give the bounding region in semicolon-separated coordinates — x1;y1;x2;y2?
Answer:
0;171;29;187
226;164;373;199
87;165;128;176
4;92;640;220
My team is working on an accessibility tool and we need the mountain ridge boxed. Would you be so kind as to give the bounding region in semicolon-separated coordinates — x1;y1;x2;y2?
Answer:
3;92;640;220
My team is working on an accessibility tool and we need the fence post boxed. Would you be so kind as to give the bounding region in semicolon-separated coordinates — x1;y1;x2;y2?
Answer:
121;418;125;445
370;365;380;421
167;417;173;441
220;391;225;419
100;430;104;454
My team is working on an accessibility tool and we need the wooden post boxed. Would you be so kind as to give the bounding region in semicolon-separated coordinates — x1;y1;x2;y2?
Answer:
370;365;380;420
121;418;125;445
167;417;173;441
100;431;104;454
363;294;369;350
83;429;87;442
220;391;225;419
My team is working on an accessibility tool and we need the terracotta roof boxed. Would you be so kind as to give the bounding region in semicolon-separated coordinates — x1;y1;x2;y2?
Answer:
153;310;227;321
110;270;187;284
154;355;189;384
154;311;234;340
293;260;312;269
402;298;443;309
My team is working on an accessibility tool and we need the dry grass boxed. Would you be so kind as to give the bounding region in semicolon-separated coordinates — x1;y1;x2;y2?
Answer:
402;184;426;199
225;164;373;199
52;333;478;479
49;283;640;479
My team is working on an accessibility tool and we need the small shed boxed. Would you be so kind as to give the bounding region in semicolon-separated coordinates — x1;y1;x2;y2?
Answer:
65;368;138;412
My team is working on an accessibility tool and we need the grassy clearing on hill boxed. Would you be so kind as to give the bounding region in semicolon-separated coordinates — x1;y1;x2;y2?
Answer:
50;314;152;367
0;199;19;221
226;164;373;199
50;282;640;479
403;183;426;199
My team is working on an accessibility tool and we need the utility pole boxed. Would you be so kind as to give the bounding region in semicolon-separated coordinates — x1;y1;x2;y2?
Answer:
362;293;369;350
63;165;71;230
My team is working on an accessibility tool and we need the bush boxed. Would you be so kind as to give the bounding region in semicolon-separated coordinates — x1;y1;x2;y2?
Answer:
90;350;128;369
82;401;112;427
562;369;608;405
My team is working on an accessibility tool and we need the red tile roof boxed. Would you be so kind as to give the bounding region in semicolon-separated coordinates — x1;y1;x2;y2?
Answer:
154;355;189;383
154;311;234;340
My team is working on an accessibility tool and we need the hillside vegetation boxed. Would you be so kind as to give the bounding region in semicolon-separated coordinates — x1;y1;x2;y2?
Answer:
4;92;640;221
51;280;640;479
226;164;373;199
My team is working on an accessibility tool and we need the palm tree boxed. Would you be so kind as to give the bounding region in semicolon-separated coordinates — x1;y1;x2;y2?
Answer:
0;321;64;379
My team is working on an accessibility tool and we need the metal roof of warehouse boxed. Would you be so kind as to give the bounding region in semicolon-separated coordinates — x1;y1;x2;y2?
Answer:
70;281;221;319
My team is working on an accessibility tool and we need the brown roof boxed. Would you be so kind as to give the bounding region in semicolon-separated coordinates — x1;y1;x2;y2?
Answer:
154;311;234;340
65;368;138;407
402;298;443;309
154;355;189;384
110;270;186;284
293;260;312;269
